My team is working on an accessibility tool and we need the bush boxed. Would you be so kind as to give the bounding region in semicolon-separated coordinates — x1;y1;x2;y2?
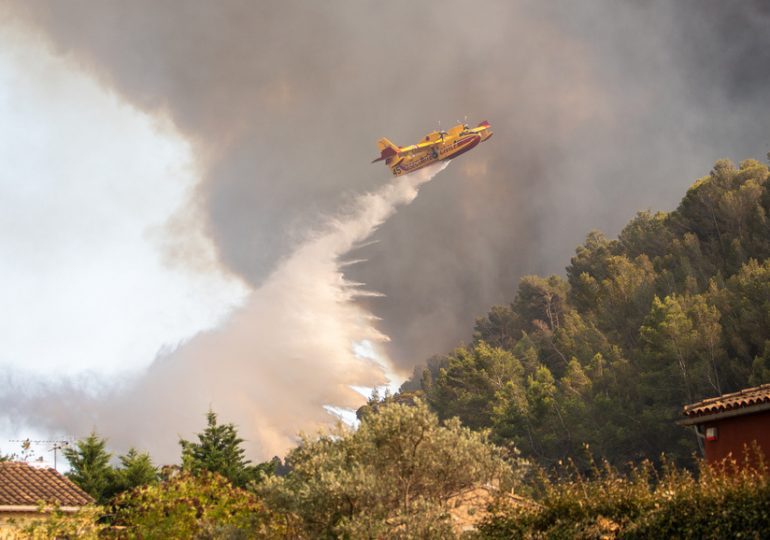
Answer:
477;450;770;539
112;470;287;539
9;504;105;539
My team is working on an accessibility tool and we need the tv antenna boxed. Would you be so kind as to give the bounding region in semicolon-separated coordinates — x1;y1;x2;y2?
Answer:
8;438;72;471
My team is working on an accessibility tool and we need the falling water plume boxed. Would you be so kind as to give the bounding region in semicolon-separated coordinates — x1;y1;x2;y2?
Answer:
1;162;450;463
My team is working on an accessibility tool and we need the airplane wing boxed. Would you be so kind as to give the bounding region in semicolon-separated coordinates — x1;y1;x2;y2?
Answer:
372;134;442;163
401;140;441;155
417;140;442;148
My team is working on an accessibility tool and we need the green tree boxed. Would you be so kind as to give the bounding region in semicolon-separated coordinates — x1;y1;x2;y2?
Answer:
719;259;770;366
63;432;114;504
635;295;725;455
113;448;158;494
180;409;253;488
429;341;524;430
513;275;569;332
749;343;770;386
595;254;657;347
640;295;700;404
261;399;521;538
566;230;616;313
618;210;672;260
672;159;770;276
473;304;522;350
114;471;285;538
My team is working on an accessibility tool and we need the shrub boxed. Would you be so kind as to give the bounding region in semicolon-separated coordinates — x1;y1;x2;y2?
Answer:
112;470;286;539
477;450;770;539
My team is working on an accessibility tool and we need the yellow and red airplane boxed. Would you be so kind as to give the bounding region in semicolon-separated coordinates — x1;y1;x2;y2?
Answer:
372;120;493;176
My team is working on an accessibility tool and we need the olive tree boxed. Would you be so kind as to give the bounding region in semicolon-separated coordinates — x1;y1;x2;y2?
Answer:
261;399;524;538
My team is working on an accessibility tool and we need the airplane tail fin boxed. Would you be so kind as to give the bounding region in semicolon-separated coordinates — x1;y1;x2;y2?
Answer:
372;138;400;163
477;120;493;141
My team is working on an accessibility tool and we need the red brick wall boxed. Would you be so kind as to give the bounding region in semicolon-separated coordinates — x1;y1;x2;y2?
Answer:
703;409;770;467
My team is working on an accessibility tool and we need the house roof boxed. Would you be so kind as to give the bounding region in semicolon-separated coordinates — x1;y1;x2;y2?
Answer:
681;383;770;424
0;462;93;508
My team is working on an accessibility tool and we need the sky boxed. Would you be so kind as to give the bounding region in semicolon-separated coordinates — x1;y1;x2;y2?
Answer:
0;21;248;463
1;1;769;465
0;24;247;378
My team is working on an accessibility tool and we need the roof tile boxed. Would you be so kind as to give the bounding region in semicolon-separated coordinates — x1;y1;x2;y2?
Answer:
0;462;93;507
683;383;770;418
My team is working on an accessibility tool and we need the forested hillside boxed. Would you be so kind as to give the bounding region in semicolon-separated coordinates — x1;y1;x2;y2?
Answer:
399;158;770;467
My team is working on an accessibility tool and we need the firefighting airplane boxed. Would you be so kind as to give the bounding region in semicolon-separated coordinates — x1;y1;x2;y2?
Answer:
372;120;493;176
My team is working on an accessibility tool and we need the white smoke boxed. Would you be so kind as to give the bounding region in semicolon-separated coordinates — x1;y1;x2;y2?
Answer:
2;162;449;463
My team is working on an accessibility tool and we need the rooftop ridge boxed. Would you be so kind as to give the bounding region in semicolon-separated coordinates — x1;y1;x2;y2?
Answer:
683;383;770;417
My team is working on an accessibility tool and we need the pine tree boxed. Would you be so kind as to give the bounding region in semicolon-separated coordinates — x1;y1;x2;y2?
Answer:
63;431;114;503
115;448;158;492
179;409;252;487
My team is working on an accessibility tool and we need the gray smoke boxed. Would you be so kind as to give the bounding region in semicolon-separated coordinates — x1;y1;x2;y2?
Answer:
2;1;770;459
1;163;449;463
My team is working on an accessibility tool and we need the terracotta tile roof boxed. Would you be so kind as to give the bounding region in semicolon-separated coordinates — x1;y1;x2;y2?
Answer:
0;462;93;507
683;383;770;419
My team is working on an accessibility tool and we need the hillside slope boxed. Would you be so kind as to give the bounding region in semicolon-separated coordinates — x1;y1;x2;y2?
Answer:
399;158;770;466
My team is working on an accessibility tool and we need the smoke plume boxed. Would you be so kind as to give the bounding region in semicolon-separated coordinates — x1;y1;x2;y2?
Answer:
1;164;447;462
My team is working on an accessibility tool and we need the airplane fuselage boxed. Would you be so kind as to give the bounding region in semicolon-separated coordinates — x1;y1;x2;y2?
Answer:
372;121;493;176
